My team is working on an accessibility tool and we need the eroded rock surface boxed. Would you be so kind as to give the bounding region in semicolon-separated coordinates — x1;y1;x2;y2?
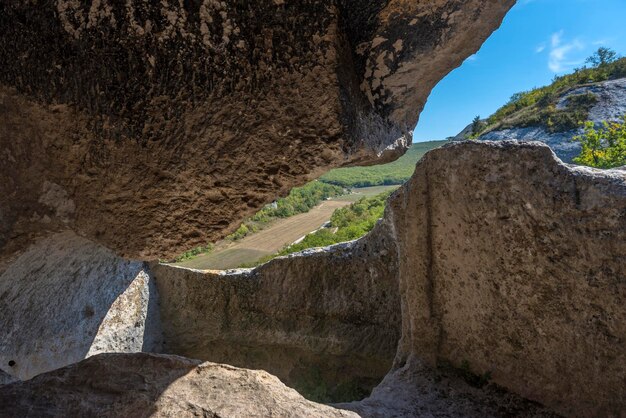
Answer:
386;141;626;417
0;232;162;380
0;142;624;417
0;353;359;418
0;0;515;260
0;224;400;401
152;218;400;400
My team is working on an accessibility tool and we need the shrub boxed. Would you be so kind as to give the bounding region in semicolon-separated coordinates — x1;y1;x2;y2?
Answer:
227;224;250;241
573;116;626;168
173;243;214;262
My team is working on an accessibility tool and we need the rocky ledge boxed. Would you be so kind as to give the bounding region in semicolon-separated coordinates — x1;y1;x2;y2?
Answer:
0;353;358;417
1;141;624;417
0;0;515;261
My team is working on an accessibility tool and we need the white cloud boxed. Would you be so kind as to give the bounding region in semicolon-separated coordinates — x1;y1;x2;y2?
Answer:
592;38;613;46
465;54;478;62
547;31;585;73
535;44;546;53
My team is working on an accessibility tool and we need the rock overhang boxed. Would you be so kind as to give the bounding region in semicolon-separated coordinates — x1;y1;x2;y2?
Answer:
0;0;516;260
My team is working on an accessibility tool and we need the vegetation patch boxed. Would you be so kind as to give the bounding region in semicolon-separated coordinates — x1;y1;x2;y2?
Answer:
241;191;391;267
473;49;625;136
319;141;448;187
174;243;215;263
574;116;626;168
487;92;597;134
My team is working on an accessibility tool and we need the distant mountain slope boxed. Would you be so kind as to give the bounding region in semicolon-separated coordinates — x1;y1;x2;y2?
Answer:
456;56;626;162
320;140;448;187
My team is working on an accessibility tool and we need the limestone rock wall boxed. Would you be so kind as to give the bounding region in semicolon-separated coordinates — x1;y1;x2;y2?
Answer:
387;141;626;417
0;0;515;261
0;232;163;381
0;222;401;400
0;141;624;417
151;218;401;399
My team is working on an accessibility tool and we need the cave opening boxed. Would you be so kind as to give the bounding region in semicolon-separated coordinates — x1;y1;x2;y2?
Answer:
1;0;624;415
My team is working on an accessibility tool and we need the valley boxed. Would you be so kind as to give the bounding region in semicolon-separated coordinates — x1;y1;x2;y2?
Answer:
175;185;398;270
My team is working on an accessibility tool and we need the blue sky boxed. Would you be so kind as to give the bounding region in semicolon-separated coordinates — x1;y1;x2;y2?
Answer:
412;0;626;142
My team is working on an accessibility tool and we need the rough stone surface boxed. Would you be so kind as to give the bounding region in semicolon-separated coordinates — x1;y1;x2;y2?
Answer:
152;219;400;400
387;141;626;418
338;356;560;418
0;353;359;418
0;0;515;261
0;142;623;417
477;77;626;162
0;224;400;400
559;78;626;122
0;232;162;381
0;370;15;386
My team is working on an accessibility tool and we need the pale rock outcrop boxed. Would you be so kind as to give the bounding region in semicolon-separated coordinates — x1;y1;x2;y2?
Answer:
0;141;624;417
0;232;162;381
0;353;359;418
478;78;626;162
152;218;400;399
0;0;515;261
386;141;626;418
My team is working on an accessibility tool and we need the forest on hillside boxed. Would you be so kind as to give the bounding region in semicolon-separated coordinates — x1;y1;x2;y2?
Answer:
319;140;447;187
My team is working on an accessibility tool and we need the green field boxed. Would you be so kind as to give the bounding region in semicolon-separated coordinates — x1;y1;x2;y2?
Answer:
241;190;392;267
172;139;443;266
319;140;448;187
332;185;399;201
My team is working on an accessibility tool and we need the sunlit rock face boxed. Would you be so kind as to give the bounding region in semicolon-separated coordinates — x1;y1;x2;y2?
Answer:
384;141;626;418
0;0;515;261
1;142;623;417
0;232;163;381
0;353;360;418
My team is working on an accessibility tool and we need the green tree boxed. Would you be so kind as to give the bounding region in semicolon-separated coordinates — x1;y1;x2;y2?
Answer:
471;115;484;137
585;47;618;68
573;116;626;169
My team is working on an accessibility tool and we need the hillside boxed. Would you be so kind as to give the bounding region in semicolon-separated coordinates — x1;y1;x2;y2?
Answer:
457;54;626;162
319;140;448;187
241;190;392;267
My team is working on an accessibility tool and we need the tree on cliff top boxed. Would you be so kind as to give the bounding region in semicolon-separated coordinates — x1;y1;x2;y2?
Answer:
471;115;484;138
585;47;619;68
